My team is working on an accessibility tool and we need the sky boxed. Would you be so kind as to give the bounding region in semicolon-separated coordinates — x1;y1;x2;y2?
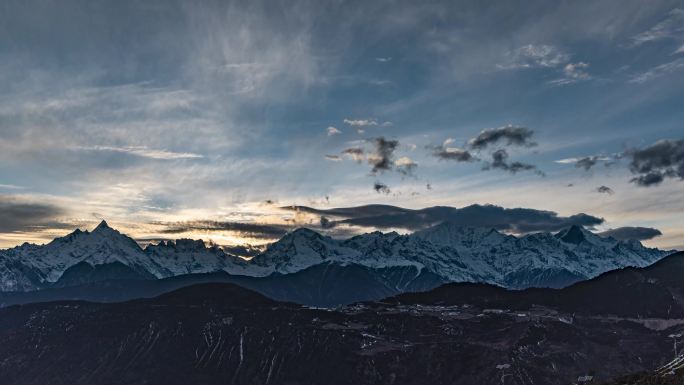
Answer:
1;0;683;251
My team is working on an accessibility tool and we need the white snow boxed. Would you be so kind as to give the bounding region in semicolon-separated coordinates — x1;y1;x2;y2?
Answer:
0;221;671;292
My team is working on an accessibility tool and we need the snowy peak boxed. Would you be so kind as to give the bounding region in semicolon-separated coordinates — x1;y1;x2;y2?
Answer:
555;225;606;246
93;220;112;233
0;220;672;292
414;222;510;250
250;228;355;274
55;221;141;252
556;225;587;244
146;239;211;253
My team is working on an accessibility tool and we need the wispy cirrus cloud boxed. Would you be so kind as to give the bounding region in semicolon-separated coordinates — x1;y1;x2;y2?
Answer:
555;155;619;170
498;45;592;87
75;146;204;160
630;58;684;83
343;118;378;127
0;184;23;190
497;44;570;70
549;62;592;86
341;147;365;162
631;8;684;47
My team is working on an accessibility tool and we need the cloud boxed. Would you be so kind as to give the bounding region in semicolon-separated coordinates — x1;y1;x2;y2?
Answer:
344;118;378;127
283;203;604;233
628;139;684;186
574;156;599;170
598;226;663;241
375;57;392;62
555;154;622;170
549;62;591;85
498;45;592;86
373;182;391;194
77;145;204;160
468;125;536;149
0;195;71;233
485;149;543;176
0;184;23;190
395;156;418;176
367;137;399;174
631;8;684;47
327;126;342;136
319;216;334;229
341;147;365;162
155;220;291;239
630;58;684;83
287;204;410;218
498;44;570;70
596;185;615;194
630;172;665;186
430;145;475;162
430;126;539;173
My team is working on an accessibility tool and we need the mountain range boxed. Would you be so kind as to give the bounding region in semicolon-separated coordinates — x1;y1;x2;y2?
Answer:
0;220;672;306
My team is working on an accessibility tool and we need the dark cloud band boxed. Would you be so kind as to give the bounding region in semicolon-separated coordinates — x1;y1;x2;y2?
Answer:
468;125;536;149
0;195;72;233
283;203;604;233
154;220;291;239
629;139;684;186
598;226;662;241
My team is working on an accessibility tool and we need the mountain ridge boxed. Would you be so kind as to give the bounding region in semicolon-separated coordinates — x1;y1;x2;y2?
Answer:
0;220;671;292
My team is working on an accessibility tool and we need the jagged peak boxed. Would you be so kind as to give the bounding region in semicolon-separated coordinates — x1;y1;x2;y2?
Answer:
417;221;507;238
555;225;603;245
291;227;319;235
93;220;113;233
287;227;326;240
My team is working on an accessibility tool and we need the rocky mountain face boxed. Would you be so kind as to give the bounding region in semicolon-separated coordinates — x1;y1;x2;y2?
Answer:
392;251;684;319
0;221;670;295
0;263;446;308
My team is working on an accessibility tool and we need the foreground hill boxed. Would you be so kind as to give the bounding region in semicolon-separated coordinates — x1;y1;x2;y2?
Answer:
390;251;684;319
0;281;679;385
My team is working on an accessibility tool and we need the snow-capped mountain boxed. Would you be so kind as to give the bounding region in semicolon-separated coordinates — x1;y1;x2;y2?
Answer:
0;220;671;292
0;221;258;291
144;238;257;276
252;222;668;288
